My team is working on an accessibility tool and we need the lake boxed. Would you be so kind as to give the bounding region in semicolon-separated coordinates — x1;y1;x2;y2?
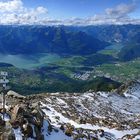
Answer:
0;53;61;69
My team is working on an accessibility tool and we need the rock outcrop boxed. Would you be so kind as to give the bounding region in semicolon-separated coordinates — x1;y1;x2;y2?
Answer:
7;90;25;99
0;90;140;140
0;95;44;140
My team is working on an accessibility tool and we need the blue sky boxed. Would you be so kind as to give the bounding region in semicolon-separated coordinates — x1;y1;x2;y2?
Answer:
23;0;140;19
0;0;139;25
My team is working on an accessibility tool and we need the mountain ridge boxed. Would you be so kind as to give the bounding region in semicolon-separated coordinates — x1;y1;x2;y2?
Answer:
0;26;108;55
0;81;140;140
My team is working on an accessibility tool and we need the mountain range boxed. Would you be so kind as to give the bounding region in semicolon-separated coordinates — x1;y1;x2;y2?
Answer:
0;25;139;140
64;24;140;43
0;25;139;61
0;25;108;55
64;24;140;61
0;25;139;94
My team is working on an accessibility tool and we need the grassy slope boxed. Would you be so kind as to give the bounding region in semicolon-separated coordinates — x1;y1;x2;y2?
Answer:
94;58;140;82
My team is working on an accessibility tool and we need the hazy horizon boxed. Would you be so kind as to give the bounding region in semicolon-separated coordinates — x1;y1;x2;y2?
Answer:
0;0;140;25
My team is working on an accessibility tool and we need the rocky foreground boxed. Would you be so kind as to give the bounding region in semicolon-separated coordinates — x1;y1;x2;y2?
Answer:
0;81;140;140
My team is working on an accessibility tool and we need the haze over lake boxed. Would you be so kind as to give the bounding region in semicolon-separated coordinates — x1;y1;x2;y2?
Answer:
0;53;61;69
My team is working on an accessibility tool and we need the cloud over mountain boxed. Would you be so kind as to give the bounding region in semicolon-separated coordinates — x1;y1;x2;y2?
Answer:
0;0;139;25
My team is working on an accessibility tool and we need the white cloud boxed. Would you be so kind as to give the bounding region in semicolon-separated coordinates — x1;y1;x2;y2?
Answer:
105;3;136;18
36;7;48;14
0;0;48;25
0;0;23;13
0;0;139;25
67;3;140;25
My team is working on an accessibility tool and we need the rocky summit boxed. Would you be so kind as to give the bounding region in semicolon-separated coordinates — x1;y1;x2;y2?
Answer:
0;82;140;140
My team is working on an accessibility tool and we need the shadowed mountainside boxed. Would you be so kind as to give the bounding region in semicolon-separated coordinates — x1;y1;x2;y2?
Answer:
0;25;109;55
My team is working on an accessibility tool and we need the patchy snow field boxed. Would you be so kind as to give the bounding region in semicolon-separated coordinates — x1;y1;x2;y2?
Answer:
1;82;140;140
40;82;140;139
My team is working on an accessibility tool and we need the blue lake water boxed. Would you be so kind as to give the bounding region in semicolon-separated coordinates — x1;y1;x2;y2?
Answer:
105;43;123;50
0;53;61;69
